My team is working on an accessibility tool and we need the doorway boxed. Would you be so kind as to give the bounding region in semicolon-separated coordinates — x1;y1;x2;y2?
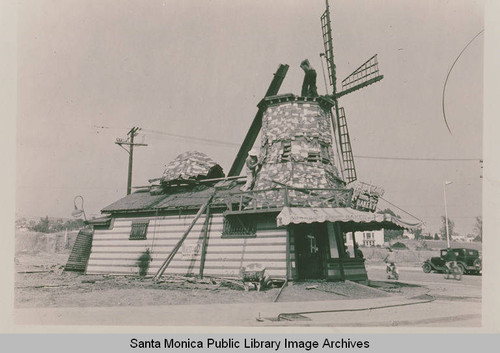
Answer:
294;223;327;279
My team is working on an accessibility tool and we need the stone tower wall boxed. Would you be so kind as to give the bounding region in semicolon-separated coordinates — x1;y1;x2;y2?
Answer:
252;97;347;207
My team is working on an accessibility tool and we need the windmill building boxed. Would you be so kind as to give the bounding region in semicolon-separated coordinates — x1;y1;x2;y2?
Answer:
67;1;421;282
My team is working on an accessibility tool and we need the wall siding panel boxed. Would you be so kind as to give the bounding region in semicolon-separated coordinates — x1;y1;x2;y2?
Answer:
86;212;288;279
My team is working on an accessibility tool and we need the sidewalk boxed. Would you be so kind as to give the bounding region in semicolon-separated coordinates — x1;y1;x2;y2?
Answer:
367;264;421;272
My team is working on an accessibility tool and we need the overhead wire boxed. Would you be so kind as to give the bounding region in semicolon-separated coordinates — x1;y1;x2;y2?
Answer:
94;124;480;162
442;29;484;135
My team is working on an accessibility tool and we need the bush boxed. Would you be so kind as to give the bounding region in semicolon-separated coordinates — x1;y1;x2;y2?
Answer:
391;242;408;249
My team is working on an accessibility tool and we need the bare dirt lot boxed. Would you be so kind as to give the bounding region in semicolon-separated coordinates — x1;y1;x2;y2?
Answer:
14;252;402;308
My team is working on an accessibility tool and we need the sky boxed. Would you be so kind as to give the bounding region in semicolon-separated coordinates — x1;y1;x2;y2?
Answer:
15;0;484;236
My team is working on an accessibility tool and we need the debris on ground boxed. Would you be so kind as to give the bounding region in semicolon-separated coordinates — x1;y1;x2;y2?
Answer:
14;253;426;308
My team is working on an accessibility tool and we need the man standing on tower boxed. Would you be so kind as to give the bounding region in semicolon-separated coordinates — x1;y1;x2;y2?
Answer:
300;59;319;97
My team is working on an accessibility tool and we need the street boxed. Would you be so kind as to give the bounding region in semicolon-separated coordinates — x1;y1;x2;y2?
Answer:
367;265;482;291
262;265;482;327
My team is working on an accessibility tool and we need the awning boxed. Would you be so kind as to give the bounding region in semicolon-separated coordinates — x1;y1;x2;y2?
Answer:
276;207;422;231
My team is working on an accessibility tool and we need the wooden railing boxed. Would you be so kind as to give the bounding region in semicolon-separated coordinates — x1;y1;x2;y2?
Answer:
220;187;353;213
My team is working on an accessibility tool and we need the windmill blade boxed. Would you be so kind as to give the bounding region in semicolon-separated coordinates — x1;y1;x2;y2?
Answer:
320;0;337;95
227;64;289;177
337;107;357;183
336;54;384;98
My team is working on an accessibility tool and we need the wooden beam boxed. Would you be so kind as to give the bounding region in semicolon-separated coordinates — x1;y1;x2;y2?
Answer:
227;64;289;177
152;192;215;281
199;205;211;278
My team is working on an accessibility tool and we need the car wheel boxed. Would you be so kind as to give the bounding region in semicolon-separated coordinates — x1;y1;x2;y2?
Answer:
457;263;466;275
473;258;482;271
422;263;432;273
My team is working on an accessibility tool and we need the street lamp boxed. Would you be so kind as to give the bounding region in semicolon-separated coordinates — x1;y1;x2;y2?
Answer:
72;195;87;221
444;181;453;248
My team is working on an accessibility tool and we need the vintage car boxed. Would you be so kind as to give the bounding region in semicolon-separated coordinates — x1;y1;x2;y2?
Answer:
422;248;481;275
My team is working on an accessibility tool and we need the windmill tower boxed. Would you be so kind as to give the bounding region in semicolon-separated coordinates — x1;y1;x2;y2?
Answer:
227;0;385;212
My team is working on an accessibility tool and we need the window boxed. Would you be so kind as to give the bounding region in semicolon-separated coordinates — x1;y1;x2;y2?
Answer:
281;141;291;162
320;143;331;164
307;152;320;163
130;221;149;240
222;214;257;238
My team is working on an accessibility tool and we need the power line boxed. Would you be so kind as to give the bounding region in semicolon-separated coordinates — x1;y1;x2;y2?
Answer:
354;155;480;161
95;125;481;161
137;128;240;147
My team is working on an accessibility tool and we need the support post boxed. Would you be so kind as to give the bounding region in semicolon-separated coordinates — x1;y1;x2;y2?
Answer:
199;205;211;278
153;193;215;281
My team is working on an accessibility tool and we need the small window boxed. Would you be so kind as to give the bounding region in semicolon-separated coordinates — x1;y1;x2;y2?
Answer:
307;152;320;163
320;143;331;164
130;221;149;240
222;214;257;238
281;141;291;162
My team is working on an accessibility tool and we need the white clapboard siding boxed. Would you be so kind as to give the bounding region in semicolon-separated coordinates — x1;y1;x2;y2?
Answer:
85;266;287;278
89;251;286;261
87;258;286;269
86;213;288;278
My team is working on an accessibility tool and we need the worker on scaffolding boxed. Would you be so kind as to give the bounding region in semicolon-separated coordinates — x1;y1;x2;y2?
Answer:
300;59;319;97
241;148;261;191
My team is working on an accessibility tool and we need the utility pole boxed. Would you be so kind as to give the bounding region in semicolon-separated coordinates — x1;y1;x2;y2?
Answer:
115;127;148;195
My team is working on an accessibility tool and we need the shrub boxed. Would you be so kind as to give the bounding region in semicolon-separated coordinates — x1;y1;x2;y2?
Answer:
391;242;408;249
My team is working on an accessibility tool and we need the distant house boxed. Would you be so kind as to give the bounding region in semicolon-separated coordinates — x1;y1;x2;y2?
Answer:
346;230;384;248
453;234;476;243
403;230;415;240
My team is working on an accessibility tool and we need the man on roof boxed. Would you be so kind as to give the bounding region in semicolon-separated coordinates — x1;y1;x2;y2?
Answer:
241;148;262;191
300;59;319;97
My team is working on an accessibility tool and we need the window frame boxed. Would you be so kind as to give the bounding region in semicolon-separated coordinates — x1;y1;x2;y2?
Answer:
129;221;149;240
221;214;257;239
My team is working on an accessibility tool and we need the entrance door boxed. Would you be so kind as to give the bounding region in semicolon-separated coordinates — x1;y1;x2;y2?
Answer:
295;224;326;279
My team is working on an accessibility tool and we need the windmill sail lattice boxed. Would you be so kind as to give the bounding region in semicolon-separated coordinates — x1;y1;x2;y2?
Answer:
337;107;357;183
338;54;383;98
320;0;384;185
321;0;357;183
321;6;337;95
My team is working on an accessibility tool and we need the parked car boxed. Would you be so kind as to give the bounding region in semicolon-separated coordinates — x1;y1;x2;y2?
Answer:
422;248;481;275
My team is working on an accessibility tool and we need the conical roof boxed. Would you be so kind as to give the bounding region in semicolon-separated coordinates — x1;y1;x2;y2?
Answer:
161;151;223;183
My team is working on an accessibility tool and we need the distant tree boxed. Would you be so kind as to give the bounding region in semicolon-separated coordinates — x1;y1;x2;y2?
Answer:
439;216;455;241
32;216;50;233
411;228;423;240
384;229;403;242
473;216;482;241
378;208;404;241
434;233;440;240
28;217;84;233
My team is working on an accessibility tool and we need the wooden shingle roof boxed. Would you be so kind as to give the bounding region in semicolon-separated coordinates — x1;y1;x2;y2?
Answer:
101;180;244;214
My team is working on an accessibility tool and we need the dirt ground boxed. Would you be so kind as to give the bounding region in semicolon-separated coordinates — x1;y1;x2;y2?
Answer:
14;252;420;309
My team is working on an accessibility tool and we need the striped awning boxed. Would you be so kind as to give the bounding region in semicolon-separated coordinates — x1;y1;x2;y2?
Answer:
276;207;422;231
